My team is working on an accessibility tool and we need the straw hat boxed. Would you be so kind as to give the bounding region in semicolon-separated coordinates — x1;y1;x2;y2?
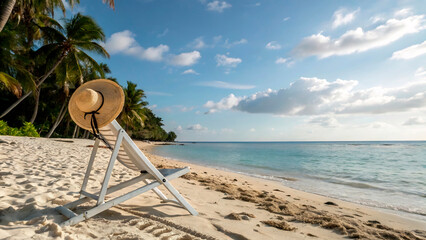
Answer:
69;79;124;131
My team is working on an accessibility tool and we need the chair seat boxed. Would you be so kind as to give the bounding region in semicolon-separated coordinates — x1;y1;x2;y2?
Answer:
150;168;190;180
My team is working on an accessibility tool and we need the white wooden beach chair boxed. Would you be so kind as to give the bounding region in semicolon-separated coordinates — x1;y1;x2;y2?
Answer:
56;120;198;226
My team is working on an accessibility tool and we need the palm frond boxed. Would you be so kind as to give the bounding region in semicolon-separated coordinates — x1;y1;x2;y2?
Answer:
71;51;84;83
39;26;66;43
102;0;115;10
75;50;104;78
74;41;110;58
131;109;146;127
66;14;105;42
13;65;36;92
0;72;23;97
34;14;63;29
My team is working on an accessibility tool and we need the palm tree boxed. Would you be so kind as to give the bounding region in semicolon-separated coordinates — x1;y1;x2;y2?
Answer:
119;81;148;132
0;13;109;119
0;0;115;33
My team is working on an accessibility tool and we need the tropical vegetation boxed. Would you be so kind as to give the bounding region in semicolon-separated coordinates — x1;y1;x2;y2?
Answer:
0;0;177;142
0;120;39;137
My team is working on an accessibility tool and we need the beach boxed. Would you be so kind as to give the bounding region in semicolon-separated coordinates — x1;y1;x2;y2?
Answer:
0;136;425;240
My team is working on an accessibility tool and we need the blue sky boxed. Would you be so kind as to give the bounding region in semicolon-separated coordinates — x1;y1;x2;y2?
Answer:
70;0;426;141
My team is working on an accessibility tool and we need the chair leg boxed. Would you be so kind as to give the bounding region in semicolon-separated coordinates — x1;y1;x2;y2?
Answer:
163;181;198;216
144;179;168;201
97;130;124;205
80;138;100;199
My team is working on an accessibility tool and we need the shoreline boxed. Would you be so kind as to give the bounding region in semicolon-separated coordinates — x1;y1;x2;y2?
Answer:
139;141;426;233
0;136;425;239
148;142;426;221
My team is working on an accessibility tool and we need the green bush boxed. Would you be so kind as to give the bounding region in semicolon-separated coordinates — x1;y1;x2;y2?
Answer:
20;122;40;137
0;120;40;137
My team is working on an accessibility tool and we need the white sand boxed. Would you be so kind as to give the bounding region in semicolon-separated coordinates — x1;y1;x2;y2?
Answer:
0;136;425;240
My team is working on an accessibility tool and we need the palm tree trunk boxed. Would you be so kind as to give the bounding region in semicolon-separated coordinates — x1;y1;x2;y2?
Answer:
76;126;80;138
30;88;40;123
72;125;78;138
0;53;66;119
0;0;16;32
45;99;68;138
64;117;71;136
0;90;33;118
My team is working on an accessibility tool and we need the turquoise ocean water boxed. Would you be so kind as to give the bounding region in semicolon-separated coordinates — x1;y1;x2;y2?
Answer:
152;141;426;218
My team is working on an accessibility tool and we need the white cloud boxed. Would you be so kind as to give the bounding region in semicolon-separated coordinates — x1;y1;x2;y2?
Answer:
189;37;206;49
391;40;426;60
204;94;240;114
176;125;183;132
332;8;359;29
370;16;384;24
308;116;340;128
204;77;426;115
207;1;231;12
292;15;425;59
197;81;255;90
169;51;201;66
103;30;137;54
186;124;208;131
224;38;248;48
182;69;199;75
216;54;242;67
283;17;290;22
415;67;426;77
140;45;170;61
103;30;169;61
265;41;282;50
275;57;288;64
395;8;413;18
249;128;256;132
403;117;426;125
104;31;202;66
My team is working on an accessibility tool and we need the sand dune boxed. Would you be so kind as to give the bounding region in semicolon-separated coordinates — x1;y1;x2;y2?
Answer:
0;136;425;239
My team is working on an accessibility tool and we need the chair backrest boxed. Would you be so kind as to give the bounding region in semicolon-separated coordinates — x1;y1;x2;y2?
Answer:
99;120;152;172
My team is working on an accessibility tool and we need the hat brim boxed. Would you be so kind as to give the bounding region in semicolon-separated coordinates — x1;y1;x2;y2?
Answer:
69;79;124;131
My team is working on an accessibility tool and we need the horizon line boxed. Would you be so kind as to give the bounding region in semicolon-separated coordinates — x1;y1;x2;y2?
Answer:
175;140;426;143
